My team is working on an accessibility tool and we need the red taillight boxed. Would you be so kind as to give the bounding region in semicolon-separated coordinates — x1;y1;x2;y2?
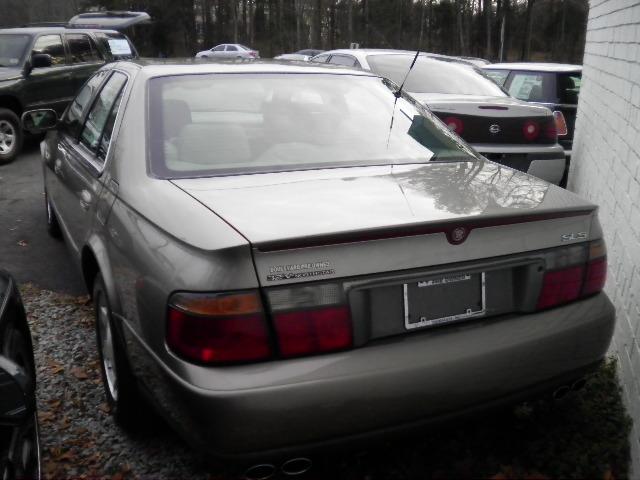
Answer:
536;265;584;310
443;116;464;135
583;256;607;296
274;306;352;358
522;120;540;141
536;240;607;311
166;292;272;364
553;110;568;136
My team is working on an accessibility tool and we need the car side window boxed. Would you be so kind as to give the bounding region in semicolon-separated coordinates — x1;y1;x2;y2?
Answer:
328;55;359;67
484;69;509;87
213;45;225;52
79;72;127;162
32;34;66;66
61;70;109;138
226;45;238;51
66;34;102;64
311;54;330;63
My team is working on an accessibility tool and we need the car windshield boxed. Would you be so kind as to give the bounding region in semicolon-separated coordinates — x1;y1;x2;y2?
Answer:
366;54;507;97
0;34;30;67
148;73;476;178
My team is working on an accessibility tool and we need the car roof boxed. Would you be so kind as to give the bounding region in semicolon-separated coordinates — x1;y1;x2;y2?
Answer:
483;62;582;72
117;58;378;78
0;26;121;35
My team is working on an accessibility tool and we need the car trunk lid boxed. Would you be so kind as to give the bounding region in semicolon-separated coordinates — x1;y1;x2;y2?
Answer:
172;161;596;285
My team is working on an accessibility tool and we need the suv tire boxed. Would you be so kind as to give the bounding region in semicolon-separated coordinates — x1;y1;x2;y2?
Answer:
0;108;23;165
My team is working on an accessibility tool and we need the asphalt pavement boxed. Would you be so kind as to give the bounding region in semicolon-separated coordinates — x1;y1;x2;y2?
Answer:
0;139;85;295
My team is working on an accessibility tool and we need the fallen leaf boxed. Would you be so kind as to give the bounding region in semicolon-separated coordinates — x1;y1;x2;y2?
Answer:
98;402;111;414
38;410;56;423
70;366;89;380
603;470;615;480
17;240;28;247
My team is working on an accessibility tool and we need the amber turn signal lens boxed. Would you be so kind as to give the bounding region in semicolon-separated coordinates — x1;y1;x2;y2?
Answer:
170;292;262;316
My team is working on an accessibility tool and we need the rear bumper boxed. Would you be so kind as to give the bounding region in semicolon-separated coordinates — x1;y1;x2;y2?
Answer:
474;143;567;185
134;292;615;458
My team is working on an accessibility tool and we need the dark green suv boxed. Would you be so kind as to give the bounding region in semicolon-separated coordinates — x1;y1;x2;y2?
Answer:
0;26;138;163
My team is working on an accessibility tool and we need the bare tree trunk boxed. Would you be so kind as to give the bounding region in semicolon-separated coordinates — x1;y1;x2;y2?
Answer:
456;0;466;55
363;0;369;46
418;0;426;49
347;0;353;44
520;0;535;60
484;0;491;59
313;0;322;48
233;0;239;43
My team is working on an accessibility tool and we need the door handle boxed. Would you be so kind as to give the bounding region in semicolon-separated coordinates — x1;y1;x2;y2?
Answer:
79;190;92;211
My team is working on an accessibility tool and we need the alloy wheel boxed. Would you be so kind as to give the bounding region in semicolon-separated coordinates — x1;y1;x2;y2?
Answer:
0;120;16;155
97;295;118;401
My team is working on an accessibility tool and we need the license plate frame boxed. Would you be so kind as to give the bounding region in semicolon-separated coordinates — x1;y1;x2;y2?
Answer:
403;272;487;330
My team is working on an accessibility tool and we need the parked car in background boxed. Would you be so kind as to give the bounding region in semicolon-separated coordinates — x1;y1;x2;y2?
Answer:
0;271;40;480
483;63;581;156
0;14;142;164
29;59;613;468
273;53;310;61
314;49;568;185
195;43;259;59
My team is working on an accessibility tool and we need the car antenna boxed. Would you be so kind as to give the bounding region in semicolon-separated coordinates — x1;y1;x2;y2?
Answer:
395;50;421;98
387;50;421;148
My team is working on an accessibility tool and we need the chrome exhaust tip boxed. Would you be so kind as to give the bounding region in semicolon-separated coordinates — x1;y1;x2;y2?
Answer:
571;377;587;392
281;457;313;476
244;463;277;480
552;385;571;400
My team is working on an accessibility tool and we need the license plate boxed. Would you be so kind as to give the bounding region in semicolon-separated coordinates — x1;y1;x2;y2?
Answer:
403;272;486;330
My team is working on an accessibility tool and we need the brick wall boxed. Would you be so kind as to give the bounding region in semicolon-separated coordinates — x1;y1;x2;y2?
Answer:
570;0;640;473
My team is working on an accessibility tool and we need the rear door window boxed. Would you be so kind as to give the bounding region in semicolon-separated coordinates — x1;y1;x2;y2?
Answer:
226;45;238;51
506;72;555;103
62;70;110;138
66;34;101;64
328;55;360;67
484;69;510;86
557;73;581;105
311;54;330;63
79;71;127;162
32;34;66;66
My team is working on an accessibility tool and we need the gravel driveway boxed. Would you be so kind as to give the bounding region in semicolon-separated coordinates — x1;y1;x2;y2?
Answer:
23;281;631;480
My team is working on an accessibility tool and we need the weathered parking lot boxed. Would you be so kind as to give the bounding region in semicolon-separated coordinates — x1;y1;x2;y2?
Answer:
0;144;633;479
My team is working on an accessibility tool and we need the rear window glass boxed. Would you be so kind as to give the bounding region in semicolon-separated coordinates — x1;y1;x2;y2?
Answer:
366;55;506;97
148;73;477;178
67;34;101;63
507;71;556;102
557;73;581;105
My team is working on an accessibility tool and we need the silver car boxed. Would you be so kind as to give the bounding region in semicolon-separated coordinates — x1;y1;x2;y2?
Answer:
195;43;259;59
314;49;569;186
28;60;613;467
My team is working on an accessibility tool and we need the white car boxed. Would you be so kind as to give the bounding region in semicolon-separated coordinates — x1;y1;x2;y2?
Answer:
195;43;259;59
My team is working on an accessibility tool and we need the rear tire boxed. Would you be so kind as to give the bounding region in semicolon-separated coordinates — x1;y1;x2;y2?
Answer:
93;273;140;429
45;191;62;239
0;108;23;165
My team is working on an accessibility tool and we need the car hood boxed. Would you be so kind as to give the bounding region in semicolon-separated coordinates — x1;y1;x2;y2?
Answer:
411;93;552;118
0;67;22;82
172;161;594;249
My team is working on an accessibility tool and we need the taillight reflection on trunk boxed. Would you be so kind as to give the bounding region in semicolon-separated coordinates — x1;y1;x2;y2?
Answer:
166;291;272;364
553;110;568;136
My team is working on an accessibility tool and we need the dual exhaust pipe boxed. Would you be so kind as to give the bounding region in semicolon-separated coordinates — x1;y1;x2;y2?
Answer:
244;457;312;480
552;377;587;400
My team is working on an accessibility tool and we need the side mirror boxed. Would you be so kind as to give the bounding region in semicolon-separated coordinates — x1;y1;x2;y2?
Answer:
0;356;33;426
31;53;52;69
21;109;58;131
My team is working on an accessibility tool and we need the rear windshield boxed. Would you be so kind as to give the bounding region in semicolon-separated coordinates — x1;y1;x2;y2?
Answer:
0;34;30;67
366;55;507;97
148;73;477;178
